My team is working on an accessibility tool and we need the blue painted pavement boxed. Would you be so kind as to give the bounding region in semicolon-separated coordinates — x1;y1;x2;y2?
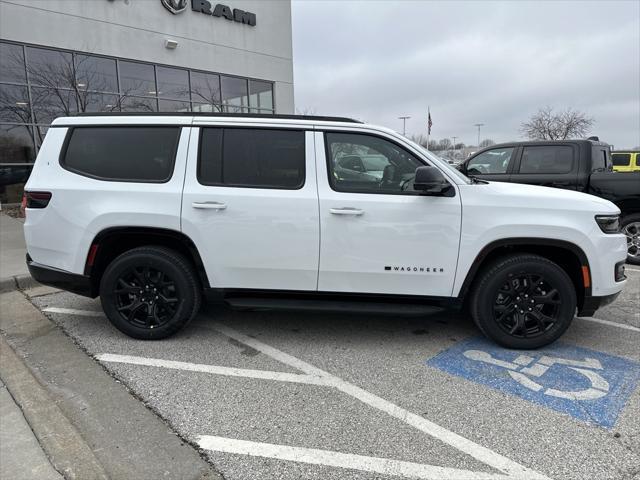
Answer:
426;337;640;427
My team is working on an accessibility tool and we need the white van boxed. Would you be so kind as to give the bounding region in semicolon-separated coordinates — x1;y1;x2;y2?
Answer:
23;113;627;348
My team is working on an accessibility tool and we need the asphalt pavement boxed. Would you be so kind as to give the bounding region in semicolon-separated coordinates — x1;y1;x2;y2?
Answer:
27;267;640;480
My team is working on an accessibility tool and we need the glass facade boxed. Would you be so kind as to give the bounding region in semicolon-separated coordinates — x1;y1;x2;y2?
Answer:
0;40;275;203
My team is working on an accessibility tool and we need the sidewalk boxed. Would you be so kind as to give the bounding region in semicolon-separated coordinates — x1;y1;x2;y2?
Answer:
0;380;63;480
0;212;29;281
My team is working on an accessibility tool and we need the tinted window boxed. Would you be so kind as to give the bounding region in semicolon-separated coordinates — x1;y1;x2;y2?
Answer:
520;146;573;174
612;153;631;166
156;66;189;101
220;76;248;113
199;128;305;189
591;147;611;172
325;132;424;194
63;127;180;182
467;147;513;174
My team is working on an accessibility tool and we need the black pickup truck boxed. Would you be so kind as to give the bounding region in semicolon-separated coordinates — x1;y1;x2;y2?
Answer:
458;139;640;264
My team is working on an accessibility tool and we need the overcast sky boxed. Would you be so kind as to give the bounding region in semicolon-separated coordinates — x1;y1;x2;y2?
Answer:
291;0;640;148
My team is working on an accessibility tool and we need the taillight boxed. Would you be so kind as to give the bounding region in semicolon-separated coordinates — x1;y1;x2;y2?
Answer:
24;191;52;209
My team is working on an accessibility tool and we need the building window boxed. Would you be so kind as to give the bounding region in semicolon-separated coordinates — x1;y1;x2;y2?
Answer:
119;61;156;97
249;80;273;113
156;66;190;102
0;42;26;84
75;54;118;93
221;76;249;113
190;71;221;110
25;47;73;88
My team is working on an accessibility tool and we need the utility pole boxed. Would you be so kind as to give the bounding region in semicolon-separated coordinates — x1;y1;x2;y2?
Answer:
474;123;484;147
398;116;410;136
452;136;458;149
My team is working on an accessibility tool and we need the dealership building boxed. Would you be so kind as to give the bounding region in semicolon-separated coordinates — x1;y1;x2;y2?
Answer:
0;0;294;203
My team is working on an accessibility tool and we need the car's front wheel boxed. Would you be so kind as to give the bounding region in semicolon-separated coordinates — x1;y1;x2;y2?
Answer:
470;254;576;349
99;246;201;339
621;214;640;265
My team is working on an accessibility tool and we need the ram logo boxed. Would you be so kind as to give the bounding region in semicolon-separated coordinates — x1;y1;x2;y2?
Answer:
161;0;188;15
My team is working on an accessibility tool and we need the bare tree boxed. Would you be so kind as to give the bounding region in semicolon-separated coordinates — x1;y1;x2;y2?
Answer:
438;138;452;151
454;142;465;150
520;107;594;140
479;139;495;148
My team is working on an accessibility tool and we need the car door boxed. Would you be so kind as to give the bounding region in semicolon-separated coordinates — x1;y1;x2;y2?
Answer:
464;146;516;182
181;124;320;291
315;129;462;297
511;143;579;190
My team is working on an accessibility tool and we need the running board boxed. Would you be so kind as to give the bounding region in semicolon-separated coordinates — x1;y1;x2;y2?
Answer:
224;297;444;316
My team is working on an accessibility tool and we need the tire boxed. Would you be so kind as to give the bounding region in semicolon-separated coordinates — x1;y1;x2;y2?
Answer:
621;213;640;266
99;246;201;340
469;254;576;349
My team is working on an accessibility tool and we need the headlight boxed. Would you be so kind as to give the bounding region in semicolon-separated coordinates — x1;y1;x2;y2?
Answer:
595;214;620;233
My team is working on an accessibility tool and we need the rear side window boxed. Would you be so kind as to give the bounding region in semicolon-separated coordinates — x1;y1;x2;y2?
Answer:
62;127;180;182
198;128;305;189
612;153;630;166
519;146;573;174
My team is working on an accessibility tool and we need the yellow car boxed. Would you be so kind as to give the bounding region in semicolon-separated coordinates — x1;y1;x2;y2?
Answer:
612;151;640;172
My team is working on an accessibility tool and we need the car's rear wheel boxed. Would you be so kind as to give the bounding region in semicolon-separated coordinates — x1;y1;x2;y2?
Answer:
621;214;640;265
99;246;201;339
470;254;576;349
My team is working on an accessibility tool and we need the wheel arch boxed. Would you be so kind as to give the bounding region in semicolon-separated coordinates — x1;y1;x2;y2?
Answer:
85;227;210;294
458;238;591;311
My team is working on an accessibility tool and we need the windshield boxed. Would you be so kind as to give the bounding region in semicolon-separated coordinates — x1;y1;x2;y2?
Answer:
402;137;472;184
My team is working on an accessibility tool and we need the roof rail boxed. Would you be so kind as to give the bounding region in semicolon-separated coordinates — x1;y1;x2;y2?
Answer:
75;112;362;123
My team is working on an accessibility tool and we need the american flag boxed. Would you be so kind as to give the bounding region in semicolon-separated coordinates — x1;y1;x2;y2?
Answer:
427;109;433;135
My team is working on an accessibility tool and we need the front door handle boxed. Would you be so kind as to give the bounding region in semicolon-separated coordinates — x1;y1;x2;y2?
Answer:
192;201;227;210
329;207;364;216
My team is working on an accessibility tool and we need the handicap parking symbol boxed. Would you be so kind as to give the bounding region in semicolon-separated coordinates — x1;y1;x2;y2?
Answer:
426;337;640;427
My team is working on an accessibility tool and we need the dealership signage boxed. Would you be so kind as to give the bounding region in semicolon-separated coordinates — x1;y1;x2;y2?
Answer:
160;0;256;26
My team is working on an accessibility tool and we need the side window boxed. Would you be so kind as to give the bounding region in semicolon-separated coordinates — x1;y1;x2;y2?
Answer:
591;147;611;172
198;128;305;189
467;147;514;174
325;132;424;194
612;153;630;167
519;146;573;174
62;127;180;182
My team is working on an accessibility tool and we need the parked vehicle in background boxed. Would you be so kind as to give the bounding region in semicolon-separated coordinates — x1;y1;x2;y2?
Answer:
459;139;640;265
612;151;640;172
23;114;627;348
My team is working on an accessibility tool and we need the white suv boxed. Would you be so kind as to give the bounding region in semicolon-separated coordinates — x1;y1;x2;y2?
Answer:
23;114;627;348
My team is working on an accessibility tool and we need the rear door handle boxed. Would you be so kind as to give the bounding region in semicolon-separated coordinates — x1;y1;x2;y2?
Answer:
329;207;364;216
192;201;227;210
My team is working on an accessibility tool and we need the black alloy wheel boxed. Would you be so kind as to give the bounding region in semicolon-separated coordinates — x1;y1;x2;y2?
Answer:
493;273;561;339
113;266;180;330
470;254;576;349
100;246;201;339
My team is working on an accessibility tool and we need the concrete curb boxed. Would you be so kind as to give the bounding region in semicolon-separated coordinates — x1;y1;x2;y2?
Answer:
0;274;40;293
0;337;109;480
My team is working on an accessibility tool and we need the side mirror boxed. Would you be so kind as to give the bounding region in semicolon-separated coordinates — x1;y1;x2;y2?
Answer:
413;166;452;195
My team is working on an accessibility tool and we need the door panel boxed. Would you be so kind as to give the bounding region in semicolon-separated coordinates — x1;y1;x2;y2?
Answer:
181;127;319;290
316;130;461;297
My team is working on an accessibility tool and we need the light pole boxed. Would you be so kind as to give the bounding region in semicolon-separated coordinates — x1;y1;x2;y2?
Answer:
398;116;411;136
474;123;484;147
452;136;457;149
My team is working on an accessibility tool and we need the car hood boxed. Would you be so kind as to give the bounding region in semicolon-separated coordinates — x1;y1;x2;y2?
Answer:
471;180;620;214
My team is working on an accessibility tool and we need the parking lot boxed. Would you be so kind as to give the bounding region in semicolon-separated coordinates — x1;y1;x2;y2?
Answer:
30;267;640;480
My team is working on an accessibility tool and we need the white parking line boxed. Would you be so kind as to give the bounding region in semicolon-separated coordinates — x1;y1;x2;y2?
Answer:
43;307;103;317
210;323;550;480
577;317;640;333
197;435;514;480
96;353;326;386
